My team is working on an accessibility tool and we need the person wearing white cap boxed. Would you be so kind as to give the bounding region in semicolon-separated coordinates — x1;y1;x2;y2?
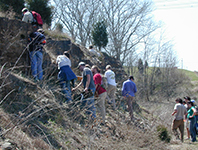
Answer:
72;62;96;119
21;8;33;23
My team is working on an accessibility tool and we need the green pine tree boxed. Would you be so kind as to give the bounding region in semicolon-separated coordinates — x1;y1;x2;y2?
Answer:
92;20;108;51
0;0;25;15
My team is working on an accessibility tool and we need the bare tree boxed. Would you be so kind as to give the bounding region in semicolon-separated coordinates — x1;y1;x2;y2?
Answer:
52;0;159;63
52;0;100;46
100;0;159;64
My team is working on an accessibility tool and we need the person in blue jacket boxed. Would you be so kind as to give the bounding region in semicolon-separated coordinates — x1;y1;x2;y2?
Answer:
56;51;77;103
122;76;137;121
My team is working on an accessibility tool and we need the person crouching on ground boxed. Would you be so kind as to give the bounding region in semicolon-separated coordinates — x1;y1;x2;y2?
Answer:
171;98;187;142
72;62;96;119
91;65;107;125
56;51;77;103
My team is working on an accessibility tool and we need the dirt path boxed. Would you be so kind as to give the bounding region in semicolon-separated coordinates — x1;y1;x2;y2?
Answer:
169;140;198;150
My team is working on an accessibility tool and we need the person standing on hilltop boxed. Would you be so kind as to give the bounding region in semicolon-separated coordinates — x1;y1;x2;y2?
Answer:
105;65;117;110
122;76;137;121
72;62;96;119
56;51;77;103
28;29;46;81
91;65;107;125
171;98;187;142
22;8;33;24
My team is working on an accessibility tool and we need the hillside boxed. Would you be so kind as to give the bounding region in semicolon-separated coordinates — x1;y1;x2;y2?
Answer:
180;69;198;81
0;17;198;150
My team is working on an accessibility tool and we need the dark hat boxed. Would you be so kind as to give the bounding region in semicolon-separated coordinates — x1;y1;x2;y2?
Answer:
187;101;194;106
77;62;85;69
184;96;191;100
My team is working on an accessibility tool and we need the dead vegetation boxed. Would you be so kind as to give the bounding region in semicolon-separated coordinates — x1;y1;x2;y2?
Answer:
0;16;197;150
0;63;173;150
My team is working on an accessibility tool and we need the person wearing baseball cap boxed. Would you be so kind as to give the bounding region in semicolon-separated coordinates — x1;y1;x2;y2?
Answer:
72;62;96;119
21;8;33;24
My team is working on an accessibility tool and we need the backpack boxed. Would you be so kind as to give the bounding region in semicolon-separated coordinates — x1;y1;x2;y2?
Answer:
31;11;43;26
100;74;108;90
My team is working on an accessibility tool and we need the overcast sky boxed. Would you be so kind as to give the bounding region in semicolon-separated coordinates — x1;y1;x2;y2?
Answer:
152;0;198;71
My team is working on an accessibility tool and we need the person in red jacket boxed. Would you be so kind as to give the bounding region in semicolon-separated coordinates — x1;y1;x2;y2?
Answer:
91;65;107;124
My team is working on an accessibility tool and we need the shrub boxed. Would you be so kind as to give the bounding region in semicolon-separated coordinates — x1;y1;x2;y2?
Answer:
157;125;171;143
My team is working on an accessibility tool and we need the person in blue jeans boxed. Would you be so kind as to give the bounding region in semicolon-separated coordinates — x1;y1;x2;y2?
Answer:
28;29;46;81
56;51;77;103
72;62;96;119
187;101;197;142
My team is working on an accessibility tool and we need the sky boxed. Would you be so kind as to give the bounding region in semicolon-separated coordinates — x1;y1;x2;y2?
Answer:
152;0;198;71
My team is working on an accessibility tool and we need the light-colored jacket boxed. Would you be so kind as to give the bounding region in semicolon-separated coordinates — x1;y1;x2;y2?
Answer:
22;11;33;23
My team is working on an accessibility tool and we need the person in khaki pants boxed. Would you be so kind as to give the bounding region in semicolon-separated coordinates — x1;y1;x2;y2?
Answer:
171;98;187;142
91;65;107;124
122;76;137;121
105;65;117;110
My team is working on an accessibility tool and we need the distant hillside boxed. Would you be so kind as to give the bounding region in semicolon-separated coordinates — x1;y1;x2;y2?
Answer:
179;69;198;81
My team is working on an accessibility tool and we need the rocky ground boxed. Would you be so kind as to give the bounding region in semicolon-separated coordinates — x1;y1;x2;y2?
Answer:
0;17;198;150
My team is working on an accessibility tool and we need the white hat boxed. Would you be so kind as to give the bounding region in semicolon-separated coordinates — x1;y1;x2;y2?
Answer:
77;62;85;68
22;8;28;12
191;100;195;103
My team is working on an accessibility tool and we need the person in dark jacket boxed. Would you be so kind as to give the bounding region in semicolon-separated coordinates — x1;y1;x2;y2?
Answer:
28;29;46;81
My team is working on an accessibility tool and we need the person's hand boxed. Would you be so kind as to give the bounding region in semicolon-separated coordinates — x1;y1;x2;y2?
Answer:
84;87;88;93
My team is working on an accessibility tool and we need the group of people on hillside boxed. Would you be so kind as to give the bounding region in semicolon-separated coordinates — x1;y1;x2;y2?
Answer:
172;96;198;142
21;8;46;81
57;51;137;123
22;7;138;123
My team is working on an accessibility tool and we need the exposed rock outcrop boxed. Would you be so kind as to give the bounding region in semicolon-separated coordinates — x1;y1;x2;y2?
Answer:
0;17;126;83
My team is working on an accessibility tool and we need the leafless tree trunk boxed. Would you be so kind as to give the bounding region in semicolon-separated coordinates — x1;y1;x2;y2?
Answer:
52;0;159;63
100;0;159;64
52;0;100;47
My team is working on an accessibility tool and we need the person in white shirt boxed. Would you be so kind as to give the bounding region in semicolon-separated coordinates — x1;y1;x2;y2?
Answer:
104;65;116;109
21;8;33;24
56;51;77;103
89;45;101;57
171;98;187;142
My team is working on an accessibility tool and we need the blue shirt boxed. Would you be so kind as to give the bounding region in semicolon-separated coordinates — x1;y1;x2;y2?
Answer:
122;79;137;97
82;67;95;90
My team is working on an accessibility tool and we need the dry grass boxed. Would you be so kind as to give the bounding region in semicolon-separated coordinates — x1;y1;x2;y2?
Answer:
0;67;172;149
